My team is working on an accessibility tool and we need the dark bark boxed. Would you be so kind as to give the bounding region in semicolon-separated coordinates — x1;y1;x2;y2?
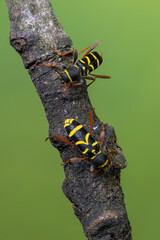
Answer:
5;0;132;239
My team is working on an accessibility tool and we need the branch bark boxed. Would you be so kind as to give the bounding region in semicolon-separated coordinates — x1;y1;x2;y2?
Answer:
5;0;132;239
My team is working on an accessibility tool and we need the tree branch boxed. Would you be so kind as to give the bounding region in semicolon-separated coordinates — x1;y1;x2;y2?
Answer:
5;0;132;239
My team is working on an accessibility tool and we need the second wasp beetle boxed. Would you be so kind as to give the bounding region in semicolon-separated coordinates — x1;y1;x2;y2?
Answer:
46;109;117;173
38;40;111;90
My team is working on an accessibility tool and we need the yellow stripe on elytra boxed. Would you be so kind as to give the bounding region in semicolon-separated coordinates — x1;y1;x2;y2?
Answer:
64;119;74;128
92;149;95;153
98;159;108;168
80;60;85;64
65;70;72;82
74;65;79;69
92;141;98;146
82;148;89;154
90;52;100;67
89;64;95;71
83;56;91;65
76;133;90;145
91;150;102;160
91;155;96;160
69;125;83;137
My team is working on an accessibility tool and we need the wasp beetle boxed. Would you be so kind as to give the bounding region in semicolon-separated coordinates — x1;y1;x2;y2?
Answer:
46;109;117;173
39;40;111;89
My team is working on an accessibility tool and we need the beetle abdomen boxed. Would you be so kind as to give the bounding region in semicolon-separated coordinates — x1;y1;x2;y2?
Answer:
64;119;99;157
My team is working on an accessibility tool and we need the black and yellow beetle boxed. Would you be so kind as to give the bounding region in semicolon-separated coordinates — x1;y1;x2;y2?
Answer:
39;40;111;89
46;109;116;173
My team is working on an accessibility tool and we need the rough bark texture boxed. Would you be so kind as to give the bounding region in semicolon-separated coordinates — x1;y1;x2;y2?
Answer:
5;0;132;239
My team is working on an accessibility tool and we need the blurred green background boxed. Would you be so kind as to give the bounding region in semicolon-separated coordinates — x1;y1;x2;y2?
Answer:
0;0;160;239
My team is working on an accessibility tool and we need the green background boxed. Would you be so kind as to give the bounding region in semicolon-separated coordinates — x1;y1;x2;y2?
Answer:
0;0;160;239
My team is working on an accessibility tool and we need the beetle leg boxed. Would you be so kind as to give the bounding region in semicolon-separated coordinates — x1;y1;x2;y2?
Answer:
45;135;75;147
108;149;118;154
51;48;79;65
61;157;87;165
89;167;101;173
99;124;108;146
89;73;111;79
61;80;84;95
37;61;60;67
51;47;77;57
87;78;96;88
85;74;111;88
